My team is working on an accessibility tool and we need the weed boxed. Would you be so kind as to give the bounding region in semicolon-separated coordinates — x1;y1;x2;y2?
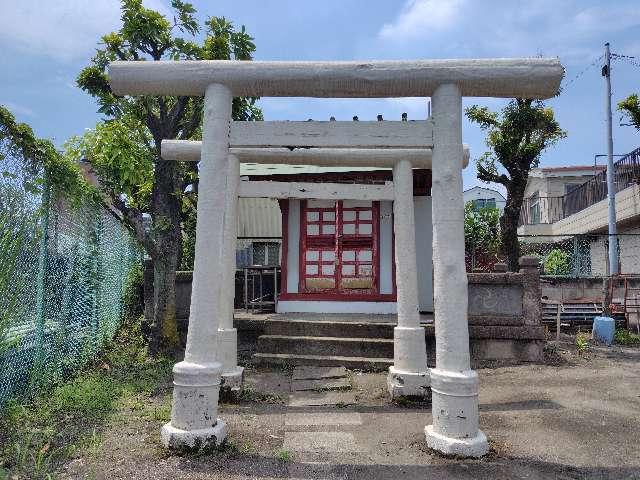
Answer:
239;441;255;454
0;320;173;479
575;332;590;354
614;329;640;346
217;439;239;456
274;448;292;462
238;386;285;404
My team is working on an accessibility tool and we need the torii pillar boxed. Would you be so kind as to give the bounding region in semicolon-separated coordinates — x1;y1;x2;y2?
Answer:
160;83;231;449
387;158;429;398
425;83;488;456
217;153;244;392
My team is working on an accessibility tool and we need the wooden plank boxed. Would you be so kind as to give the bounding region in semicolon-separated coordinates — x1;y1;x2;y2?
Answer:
230;121;433;148
108;58;564;99
238;180;394;200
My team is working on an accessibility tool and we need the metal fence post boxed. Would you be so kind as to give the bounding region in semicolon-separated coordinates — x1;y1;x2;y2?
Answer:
32;174;50;391
572;236;579;277
90;208;103;352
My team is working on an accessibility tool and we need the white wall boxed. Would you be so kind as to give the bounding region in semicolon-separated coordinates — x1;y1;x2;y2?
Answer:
415;196;434;312
286;200;300;293
552;185;640;236
379;200;394;294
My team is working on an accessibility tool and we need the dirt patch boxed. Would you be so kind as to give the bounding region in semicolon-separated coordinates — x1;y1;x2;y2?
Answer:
57;344;640;480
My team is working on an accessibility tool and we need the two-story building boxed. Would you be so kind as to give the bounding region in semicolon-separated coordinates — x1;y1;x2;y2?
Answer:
518;148;640;275
463;186;506;213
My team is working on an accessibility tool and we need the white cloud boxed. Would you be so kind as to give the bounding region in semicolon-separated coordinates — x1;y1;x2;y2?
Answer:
2;101;37;118
379;0;464;40
0;0;170;63
374;0;640;66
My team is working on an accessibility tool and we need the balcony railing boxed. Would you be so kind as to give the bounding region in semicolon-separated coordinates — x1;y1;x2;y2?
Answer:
519;146;640;226
564;146;640;217
519;196;565;226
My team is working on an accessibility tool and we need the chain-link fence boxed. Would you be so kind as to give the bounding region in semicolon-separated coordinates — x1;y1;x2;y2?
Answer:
0;157;141;405
466;233;640;276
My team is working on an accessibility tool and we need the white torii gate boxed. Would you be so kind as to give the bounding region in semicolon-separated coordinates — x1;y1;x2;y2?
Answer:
108;58;563;457
162;127;470;397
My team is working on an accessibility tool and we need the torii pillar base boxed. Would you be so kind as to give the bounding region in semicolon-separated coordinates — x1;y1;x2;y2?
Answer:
218;328;244;395
425;425;488;458
387;366;430;399
160;361;228;450
161;421;227;451
424;369;488;458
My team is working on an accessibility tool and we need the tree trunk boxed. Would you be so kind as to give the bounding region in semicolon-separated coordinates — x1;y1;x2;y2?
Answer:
146;157;182;354
500;212;520;272
150;250;180;353
500;179;527;271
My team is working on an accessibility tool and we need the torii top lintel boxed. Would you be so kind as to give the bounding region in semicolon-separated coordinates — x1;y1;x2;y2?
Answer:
108;58;564;99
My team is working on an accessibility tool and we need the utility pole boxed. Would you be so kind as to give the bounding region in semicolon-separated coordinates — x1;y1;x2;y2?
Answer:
603;42;619;276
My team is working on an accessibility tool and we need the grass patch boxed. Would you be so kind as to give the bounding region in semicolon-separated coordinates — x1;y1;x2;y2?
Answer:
615;329;640;346
274;448;292;462
0;319;173;479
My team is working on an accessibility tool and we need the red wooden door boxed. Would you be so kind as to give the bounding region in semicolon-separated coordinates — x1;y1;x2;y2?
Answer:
301;200;378;295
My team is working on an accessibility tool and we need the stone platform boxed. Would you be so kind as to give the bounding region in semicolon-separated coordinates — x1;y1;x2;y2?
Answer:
243;311;544;370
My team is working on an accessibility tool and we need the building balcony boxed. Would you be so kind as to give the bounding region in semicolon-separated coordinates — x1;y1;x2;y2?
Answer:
518;147;640;234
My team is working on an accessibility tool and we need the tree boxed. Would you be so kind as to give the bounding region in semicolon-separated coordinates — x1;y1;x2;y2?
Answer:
75;0;262;353
466;99;566;271
618;94;640;130
464;202;500;271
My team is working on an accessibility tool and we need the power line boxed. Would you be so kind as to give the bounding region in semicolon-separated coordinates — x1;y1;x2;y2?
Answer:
561;54;603;91
611;52;640;69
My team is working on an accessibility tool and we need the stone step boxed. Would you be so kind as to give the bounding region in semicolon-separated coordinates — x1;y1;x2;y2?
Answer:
257;334;394;358
253;352;393;371
263;319;394;339
292;366;348;380
291;377;351;392
288;390;358;407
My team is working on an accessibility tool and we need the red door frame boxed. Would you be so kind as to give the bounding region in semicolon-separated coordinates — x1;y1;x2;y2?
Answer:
293;199;387;300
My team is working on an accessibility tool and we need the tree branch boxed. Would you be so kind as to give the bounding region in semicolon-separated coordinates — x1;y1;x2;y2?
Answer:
112;195;157;258
167;97;188;138
477;163;509;187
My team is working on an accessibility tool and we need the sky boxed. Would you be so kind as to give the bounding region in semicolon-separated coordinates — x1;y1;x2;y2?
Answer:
1;0;640;191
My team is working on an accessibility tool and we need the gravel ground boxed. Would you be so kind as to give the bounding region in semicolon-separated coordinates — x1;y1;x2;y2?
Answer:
59;341;640;480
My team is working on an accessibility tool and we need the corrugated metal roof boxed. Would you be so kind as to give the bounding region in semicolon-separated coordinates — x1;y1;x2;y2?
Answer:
237;197;281;238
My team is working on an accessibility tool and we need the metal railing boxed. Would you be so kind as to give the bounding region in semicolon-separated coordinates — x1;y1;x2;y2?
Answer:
518;196;565;226
565;146;640;217
236;265;281;313
519;147;640;226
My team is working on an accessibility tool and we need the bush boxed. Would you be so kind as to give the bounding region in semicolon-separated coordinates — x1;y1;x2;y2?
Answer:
614;329;640;346
544;249;571;276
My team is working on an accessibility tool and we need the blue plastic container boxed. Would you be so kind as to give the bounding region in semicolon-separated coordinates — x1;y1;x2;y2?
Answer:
592;316;615;346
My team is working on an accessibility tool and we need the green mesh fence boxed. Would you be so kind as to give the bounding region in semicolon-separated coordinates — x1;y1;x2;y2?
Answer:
0;156;142;405
466;233;640;276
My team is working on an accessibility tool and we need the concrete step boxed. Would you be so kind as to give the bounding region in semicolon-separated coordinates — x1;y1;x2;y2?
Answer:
253;352;393;371
257;334;394;358
263;319;394;339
